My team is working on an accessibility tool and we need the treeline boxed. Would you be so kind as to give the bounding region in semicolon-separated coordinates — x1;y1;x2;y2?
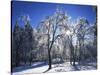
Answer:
12;21;35;67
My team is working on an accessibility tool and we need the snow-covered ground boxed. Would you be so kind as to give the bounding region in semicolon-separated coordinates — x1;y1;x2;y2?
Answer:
12;62;97;75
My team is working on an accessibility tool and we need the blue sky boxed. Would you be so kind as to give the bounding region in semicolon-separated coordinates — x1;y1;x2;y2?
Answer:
11;1;96;29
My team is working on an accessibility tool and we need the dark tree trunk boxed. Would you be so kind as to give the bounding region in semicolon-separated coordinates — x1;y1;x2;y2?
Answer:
15;50;19;67
47;27;52;69
78;40;81;65
69;35;75;65
73;48;76;66
29;52;32;66
48;48;51;69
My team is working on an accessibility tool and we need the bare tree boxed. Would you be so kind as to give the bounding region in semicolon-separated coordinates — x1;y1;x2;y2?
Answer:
75;17;89;64
37;8;69;69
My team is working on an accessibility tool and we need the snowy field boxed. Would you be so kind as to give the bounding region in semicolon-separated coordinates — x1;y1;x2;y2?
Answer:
12;62;97;75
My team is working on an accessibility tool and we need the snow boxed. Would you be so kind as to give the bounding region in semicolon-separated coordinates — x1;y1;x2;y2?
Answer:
12;62;97;75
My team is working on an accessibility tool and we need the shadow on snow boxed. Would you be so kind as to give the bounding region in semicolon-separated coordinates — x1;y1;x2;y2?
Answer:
12;62;48;73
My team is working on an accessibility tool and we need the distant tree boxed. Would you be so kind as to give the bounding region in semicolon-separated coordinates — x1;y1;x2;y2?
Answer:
21;16;33;65
93;6;97;46
12;21;22;67
76;17;89;64
68;27;75;65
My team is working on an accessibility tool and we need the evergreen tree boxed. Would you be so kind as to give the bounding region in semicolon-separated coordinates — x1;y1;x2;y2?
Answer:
12;21;22;67
22;19;33;65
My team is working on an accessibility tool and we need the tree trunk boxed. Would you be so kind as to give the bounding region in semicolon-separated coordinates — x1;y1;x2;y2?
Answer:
48;49;51;69
78;40;81;65
73;48;76;66
30;52;32;66
16;49;19;67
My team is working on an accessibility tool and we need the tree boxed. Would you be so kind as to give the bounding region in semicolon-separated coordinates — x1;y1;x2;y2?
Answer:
12;21;22;67
69;28;75;65
76;17;89;64
37;8;69;69
21;16;33;65
93;6;97;46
